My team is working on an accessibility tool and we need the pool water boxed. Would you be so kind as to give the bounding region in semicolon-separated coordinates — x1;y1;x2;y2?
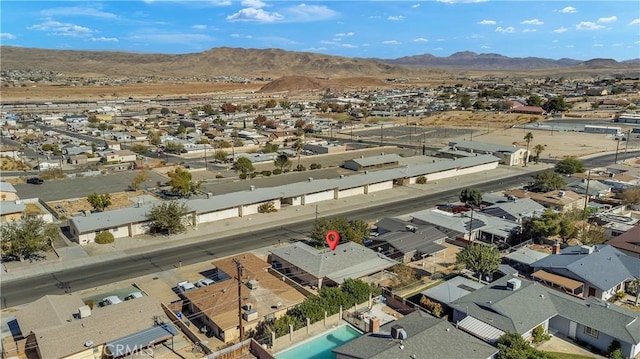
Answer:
276;325;362;359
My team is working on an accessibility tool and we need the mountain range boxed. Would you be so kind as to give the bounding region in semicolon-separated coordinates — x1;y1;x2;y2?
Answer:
1;46;638;79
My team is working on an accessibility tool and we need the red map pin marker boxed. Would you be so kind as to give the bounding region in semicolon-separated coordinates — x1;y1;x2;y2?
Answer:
325;230;340;251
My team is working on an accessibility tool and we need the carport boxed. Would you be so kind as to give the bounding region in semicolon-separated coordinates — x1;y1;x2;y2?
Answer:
104;322;178;358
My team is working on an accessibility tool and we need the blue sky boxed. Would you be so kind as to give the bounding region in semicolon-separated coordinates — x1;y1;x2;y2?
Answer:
1;1;639;61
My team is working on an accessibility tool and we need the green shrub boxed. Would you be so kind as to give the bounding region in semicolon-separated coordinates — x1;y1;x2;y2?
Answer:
95;231;114;244
295;165;306;171
258;202;277;213
273;168;282;175
215;174;224;178
416;176;427;184
261;170;272;177
250;172;258;179
531;325;550;343
419;296;443;317
310;163;322;170
239;173;247;180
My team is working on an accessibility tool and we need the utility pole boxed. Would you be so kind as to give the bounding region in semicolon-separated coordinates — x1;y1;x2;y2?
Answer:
315;205;319;223
203;143;208;171
233;258;244;341
624;130;631;154
380;124;383;147
583;170;591;214
614;137;621;163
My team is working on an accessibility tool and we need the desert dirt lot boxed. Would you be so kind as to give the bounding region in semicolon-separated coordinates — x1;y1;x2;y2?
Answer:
46;190;146;218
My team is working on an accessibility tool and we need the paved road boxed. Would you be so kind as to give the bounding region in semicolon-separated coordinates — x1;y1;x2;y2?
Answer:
0;152;636;308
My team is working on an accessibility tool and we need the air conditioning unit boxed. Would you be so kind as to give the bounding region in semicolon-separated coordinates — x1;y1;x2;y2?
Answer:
506;278;521;291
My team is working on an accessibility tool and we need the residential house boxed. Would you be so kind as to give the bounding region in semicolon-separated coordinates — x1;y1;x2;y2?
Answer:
440;140;529;166
304;141;346;154
368;218;448;263
333;311;498;359
607;225;640;258
99;149;137;163
268;241;397;290
0;200;25;222
566;178;612;198
505;189;587;213
531;244;640;300
420;276;485;308
184;253;306;343
0;182;18;201
593;213;639;239
12;294;177;359
511;106;546;115
451;276;640;358
410;209;520;245
0;146;22;160
502;247;550;274
481;197;545;224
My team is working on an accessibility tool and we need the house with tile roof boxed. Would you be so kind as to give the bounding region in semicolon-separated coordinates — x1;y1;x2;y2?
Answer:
607;225;640;258
531;244;640;300
268;241;397;290
450;276;640;358
333;311;498;359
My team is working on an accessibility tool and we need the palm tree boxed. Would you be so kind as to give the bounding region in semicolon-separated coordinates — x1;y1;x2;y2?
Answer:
533;144;546;164
524;132;534;166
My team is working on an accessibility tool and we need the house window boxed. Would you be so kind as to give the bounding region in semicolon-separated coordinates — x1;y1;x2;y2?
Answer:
584;326;599;338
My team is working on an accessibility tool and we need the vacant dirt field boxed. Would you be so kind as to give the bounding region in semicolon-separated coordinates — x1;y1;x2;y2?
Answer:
46;190;144;218
0;82;264;102
472;127;631;158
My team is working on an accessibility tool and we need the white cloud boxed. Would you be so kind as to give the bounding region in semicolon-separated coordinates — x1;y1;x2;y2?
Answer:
320;40;357;48
230;33;253;39
552;39;559;43
576;21;605;30
411;3;420;8
567;45;574;48
28;19;93;37
433;47;443;51
40;6;117;19
559;6;577;13
0;33;16;40
593;43;603;47
388;15;404;21
521;19;543;25
335;32;354;37
284;4;338;22
553;27;568;33
90;37;118;42
612;43;623;47
192;24;207;30
127;33;213;44
495;26;515;33
522;28;537;33
226;8;283;22
628;18;640;25
437;38;445;42
241;0;266;8
382;40;401;45
597;16;617;23
481;44;490;49
413;37;429;42
477;19;496;25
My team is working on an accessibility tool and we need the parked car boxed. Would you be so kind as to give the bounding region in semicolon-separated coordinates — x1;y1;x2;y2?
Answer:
124;291;144;301
99;295;123;307
177;281;196;293
26;177;44;185
196;278;215;287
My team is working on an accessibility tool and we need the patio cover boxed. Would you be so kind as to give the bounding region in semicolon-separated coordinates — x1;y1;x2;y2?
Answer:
457;315;505;343
105;322;178;357
532;270;583;293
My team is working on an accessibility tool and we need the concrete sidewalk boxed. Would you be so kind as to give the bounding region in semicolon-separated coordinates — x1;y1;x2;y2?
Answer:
0;163;548;283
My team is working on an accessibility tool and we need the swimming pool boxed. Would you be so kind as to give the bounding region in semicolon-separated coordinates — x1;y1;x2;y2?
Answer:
276;325;362;359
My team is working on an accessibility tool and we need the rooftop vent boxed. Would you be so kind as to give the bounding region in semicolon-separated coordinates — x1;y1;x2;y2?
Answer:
78;305;91;319
247;279;259;289
391;325;408;340
580;245;594;255
506;278;521;291
557;191;565;198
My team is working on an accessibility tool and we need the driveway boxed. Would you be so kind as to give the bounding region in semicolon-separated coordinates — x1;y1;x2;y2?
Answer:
537;335;605;358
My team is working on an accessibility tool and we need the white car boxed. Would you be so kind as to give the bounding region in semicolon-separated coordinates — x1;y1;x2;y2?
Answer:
196;278;215;287
100;295;123;307
124;291;144;301
177;281;196;293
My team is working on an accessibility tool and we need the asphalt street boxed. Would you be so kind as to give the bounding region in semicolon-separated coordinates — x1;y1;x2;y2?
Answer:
0;151;636;308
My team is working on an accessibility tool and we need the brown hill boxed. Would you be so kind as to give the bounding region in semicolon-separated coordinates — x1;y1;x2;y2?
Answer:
0;46;417;79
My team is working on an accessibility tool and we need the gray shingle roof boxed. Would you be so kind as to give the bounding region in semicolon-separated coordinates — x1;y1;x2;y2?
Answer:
333;312;498;359
0;201;25;215
481;198;545;222
376;226;448;255
421;276;485;305
451;276;640;344
531;245;640;291
504;248;550;265
269;241;396;284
